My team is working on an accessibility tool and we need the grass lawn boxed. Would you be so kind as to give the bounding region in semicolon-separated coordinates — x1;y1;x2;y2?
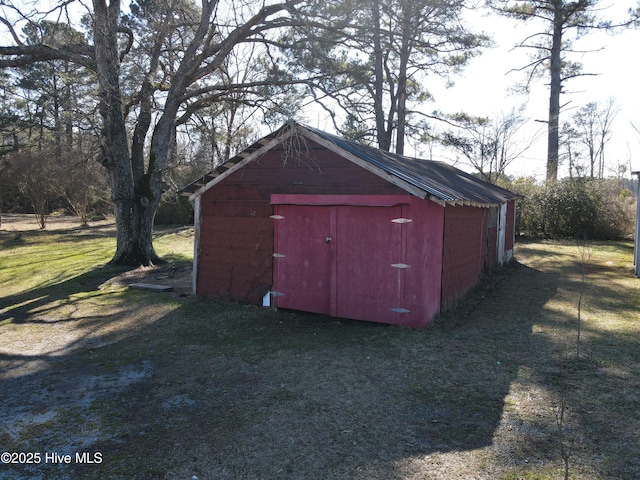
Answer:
1;215;639;479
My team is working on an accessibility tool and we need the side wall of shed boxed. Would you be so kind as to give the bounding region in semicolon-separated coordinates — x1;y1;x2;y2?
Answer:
196;141;407;304
440;205;489;310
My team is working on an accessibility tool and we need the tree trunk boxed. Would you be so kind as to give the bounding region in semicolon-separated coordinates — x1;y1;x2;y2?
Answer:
111;195;162;266
93;0;161;266
546;1;563;183
371;0;391;152
395;0;412;156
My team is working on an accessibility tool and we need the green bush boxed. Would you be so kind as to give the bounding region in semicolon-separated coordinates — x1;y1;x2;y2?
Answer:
506;177;634;240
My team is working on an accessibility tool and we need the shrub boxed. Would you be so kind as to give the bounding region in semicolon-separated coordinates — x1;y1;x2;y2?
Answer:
507;177;634;240
506;177;545;237
154;195;193;225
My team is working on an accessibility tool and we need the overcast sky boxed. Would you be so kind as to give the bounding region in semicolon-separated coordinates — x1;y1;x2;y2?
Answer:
426;1;640;180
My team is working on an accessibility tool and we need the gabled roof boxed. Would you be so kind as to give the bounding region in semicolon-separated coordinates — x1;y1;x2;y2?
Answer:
180;121;518;207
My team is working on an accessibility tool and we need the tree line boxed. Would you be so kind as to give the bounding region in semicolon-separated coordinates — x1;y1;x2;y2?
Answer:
0;0;638;264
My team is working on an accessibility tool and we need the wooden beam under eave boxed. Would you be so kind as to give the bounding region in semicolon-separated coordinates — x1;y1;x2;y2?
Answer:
428;195;446;207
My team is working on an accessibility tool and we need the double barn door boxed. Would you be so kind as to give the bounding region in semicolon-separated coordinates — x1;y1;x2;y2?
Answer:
272;200;409;324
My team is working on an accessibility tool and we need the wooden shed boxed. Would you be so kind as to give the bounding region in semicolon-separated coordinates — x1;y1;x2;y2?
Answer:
181;121;517;328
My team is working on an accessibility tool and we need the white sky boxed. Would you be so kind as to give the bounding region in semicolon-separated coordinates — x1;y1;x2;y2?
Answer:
426;1;640;180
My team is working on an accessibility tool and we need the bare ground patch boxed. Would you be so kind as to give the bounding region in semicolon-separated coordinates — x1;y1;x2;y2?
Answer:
101;263;192;297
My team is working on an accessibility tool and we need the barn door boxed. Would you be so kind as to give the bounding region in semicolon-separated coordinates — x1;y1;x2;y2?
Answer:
334;205;403;322
272;205;332;315
272;202;406;323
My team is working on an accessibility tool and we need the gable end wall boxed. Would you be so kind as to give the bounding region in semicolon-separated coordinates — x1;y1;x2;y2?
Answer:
196;142;407;304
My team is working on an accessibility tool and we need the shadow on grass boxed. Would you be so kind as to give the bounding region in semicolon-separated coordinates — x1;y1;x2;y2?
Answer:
0;223;193;324
0;261;533;479
1;257;638;479
0;265;129;323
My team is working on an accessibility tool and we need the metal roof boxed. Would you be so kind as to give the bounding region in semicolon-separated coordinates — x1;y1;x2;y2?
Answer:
181;121;518;207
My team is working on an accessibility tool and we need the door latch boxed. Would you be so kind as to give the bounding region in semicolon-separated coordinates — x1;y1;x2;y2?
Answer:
325;236;332;242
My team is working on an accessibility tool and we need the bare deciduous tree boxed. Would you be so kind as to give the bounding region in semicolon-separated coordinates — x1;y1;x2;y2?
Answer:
440;107;539;182
0;0;312;265
11;147;59;228
572;98;618;179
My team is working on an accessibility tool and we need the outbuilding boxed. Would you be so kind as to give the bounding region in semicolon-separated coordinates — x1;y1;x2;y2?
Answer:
181;121;517;327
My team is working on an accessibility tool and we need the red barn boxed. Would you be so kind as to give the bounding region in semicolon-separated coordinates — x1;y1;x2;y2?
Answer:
181;122;517;327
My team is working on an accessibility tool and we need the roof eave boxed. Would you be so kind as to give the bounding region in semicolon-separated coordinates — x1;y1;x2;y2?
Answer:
186;126;296;201
446;199;505;208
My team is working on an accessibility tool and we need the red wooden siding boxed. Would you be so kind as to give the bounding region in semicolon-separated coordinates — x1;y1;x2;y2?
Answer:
440;201;516;310
197;215;273;303
196;141;407;304
197;182;273;302
403;196;444;325
440;205;487;310
224;144;405;197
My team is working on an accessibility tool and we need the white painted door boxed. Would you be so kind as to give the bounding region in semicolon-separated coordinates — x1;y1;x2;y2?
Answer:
498;203;507;265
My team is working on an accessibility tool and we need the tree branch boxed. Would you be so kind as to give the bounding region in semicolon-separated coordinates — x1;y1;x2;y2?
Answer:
0;16;24;46
0;44;96;70
117;26;133;62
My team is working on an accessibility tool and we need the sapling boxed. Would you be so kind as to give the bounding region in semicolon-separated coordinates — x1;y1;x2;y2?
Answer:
555;239;592;479
576;238;592;359
556;396;573;480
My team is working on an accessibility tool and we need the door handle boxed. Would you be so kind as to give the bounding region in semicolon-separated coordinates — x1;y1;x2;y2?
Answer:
325;236;332;242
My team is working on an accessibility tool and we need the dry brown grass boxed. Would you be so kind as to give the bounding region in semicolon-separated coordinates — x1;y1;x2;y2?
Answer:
1;217;639;479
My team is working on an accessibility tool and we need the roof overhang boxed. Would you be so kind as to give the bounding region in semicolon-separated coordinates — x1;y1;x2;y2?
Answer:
181;121;518;208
